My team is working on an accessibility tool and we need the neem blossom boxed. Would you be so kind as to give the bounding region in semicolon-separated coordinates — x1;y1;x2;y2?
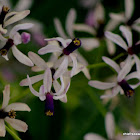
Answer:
0;85;31;137
109;0;140;32
0;4;30;34
89;56;140;98
105;25;140;72
27;68;70;116
84;112;140;140
38;37;81;79
73;3;117;55
0;23;34;66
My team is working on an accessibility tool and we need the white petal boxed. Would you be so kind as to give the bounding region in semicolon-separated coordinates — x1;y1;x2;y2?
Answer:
134;55;140;72
39;85;46;101
105;31;128;51
109;13;125;21
54;18;68;39
54;57;68;80
0;119;6;137
102;56;120;73
76;51;88;66
45;37;68;48
31;66;44;72
28;51;47;69
105;112;115;139
132;24;140;33
9;23;34;38
84;133;106;140
88;81;116;90
0;33;7;41
12;45;34;66
53;76;65;95
2;54;9;61
2;85;10;109
13;32;22;45
0;25;7;34
106;39;116;55
73;24;96;35
5;117;28;132
44;68;52;93
4;103;31;112
38;45;62;55
20;74;44;86
69;53;78;77
4;10;30;28
125;0;134;20
66;8;76;38
125;72;139;81
14;0;33;11
27;75;40;97
117;56;132;82
119;25;132;47
80;38;99;51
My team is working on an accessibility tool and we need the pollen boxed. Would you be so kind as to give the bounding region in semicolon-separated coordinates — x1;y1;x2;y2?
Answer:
0;49;7;55
2;6;10;12
46;110;53;116
8;110;16;119
73;38;81;46
126;90;134;97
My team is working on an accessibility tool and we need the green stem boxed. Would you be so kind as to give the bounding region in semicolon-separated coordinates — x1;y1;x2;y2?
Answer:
87;53;127;69
6;125;21;140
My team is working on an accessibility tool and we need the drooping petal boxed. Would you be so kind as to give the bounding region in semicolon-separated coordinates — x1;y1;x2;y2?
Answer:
69;53;78;77
119;25;132;47
4;103;31;112
27;75;40;97
39;85;46;101
88;81;116;90
65;8;76;38
13;32;22;45
2;54;9;61
0;119;6;137
54;18;68;39
105;31;128;51
5;117;28;132
4;10;30;28
2;85;10;109
102;56;120;73
12;45;34;66
105;112;115;139
117;56;132;82
38;45;62;55
80;38;99;51
54;56;68;80
84;133;106;140
73;24;96;35
125;0;134;20
125;72;139;81
20;74;44;86
43;68;52;93
106;39;116;55
9;23;34;38
28;51;47;69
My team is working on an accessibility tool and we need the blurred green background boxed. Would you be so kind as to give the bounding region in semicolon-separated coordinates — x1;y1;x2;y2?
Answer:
0;0;140;139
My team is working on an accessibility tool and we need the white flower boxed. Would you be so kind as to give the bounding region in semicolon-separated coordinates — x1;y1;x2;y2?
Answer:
84;112;140;140
73;3;117;55
0;3;30;34
88;56;140;98
0;85;31;137
109;0;140;32
105;25;140;73
38;37;82;79
27;68;70;116
0;23;34;66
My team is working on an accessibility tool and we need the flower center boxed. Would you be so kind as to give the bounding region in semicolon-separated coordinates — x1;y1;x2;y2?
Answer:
0;6;10;26
96;20;105;39
118;80;134;97
0;39;14;56
128;42;140;55
45;93;54;116
63;38;81;55
0;109;16;119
